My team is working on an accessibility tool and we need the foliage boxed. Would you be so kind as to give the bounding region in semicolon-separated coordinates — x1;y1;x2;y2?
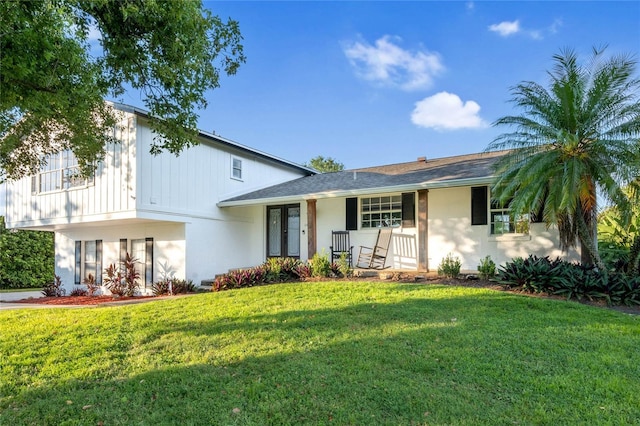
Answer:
0;216;54;289
598;194;640;274
69;287;88;297
2;282;640;425
496;255;640;306
477;255;496;280
336;251;353;278
213;266;267;291
437;253;461;278
310;251;332;278
82;273;100;297
0;0;245;180
304;155;345;173
103;253;140;297
151;278;196;296
487;47;640;269
41;275;65;297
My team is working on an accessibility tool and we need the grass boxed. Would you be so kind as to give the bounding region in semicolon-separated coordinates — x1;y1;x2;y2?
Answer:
1;281;639;425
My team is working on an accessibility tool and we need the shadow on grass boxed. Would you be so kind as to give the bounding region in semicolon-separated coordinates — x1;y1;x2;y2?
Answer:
2;282;639;425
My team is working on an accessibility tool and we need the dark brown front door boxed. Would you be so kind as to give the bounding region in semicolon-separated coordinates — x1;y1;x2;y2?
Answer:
267;204;300;258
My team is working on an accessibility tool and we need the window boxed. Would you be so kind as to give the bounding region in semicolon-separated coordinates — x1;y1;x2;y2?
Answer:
32;150;93;193
122;238;154;288
490;199;530;235
361;195;402;228
74;240;102;285
231;157;242;180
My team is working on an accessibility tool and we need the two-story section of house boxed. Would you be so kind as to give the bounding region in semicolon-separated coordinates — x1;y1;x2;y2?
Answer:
3;104;314;293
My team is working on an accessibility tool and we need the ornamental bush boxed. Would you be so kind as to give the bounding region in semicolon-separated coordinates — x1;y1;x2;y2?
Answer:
496;255;640;306
0;216;54;289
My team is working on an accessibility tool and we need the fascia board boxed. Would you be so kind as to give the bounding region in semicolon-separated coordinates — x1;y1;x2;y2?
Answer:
217;176;494;207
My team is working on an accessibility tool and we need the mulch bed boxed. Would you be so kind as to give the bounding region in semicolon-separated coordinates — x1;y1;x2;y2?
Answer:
11;295;157;306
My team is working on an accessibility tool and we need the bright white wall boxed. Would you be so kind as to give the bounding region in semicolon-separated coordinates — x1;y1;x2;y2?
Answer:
54;221;185;294
136;118;307;219
428;186;578;272
184;205;265;282
0;182;5;217
5;113;137;228
314;196;418;269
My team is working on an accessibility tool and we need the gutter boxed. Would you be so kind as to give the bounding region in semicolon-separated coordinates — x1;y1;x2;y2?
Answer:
217;176;494;207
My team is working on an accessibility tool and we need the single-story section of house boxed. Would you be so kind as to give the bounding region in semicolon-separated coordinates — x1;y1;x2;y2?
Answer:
218;150;579;272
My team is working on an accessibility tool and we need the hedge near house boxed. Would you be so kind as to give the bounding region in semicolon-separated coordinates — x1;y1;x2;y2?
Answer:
0;216;54;288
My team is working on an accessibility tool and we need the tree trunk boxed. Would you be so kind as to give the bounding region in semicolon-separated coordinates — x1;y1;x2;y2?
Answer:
577;208;607;275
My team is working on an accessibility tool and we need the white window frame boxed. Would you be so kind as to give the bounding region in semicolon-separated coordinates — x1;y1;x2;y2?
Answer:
360;194;402;228
32;150;93;193
231;157;243;181
490;199;530;235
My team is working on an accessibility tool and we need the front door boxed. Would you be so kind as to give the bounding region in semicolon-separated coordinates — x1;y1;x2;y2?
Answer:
267;204;300;258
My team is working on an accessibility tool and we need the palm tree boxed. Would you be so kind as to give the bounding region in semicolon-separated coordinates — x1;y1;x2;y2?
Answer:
487;47;640;269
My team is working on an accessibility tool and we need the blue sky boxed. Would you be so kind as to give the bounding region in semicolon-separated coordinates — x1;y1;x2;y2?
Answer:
131;1;638;169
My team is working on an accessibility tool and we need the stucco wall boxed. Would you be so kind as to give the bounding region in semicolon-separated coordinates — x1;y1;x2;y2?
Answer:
309;187;578;272
428;186;579;271
54;221;185;294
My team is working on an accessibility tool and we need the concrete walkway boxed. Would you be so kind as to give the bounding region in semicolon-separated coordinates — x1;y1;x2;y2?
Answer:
0;290;86;310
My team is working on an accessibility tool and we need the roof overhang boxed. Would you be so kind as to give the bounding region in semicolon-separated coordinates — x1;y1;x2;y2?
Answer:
217;176;494;207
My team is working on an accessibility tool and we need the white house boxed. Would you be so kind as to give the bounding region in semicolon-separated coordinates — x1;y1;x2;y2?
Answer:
218;151;579;272
3;104;314;293
4;104;577;294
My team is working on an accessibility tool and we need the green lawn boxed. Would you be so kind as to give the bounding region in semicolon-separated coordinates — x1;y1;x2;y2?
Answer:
1;282;639;425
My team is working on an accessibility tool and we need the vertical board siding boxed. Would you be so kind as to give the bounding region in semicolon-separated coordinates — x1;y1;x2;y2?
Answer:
5;113;137;226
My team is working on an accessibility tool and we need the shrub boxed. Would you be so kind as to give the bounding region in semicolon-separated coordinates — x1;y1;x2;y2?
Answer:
103;253;140;297
69;287;88;297
295;263;312;280
213;266;268;292
336;252;352;278
496;255;640;306
42;275;65;297
310;251;331;278
437;253;461;279
0;216;54;289
494;255;567;293
477;256;496;280
82;273;100;296
152;278;196;296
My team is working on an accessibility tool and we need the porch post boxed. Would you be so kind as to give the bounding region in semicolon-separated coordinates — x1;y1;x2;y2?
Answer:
306;199;317;259
417;189;429;271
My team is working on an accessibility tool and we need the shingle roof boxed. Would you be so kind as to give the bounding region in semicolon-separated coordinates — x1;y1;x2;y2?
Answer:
219;150;508;206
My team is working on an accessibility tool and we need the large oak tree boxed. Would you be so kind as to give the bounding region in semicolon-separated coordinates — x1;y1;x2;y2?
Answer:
1;0;245;180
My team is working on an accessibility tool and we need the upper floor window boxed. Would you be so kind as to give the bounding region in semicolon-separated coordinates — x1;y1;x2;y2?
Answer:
361;195;402;228
32;150;93;193
231;157;242;180
490;199;530;235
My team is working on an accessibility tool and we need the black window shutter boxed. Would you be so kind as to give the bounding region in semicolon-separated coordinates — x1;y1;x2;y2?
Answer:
119;239;127;264
345;198;357;230
74;241;81;285
96;240;103;284
145;238;154;286
471;186;488;225
402;192;416;227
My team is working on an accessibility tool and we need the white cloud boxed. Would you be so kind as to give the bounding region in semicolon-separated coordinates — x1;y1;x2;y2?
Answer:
488;20;520;37
489;18;563;40
411;92;488;131
343;35;444;91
